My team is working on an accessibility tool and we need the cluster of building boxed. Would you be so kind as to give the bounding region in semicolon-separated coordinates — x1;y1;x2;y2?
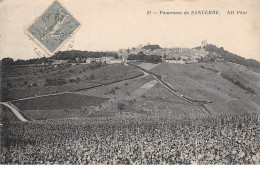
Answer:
52;40;209;66
118;40;209;64
51;57;123;67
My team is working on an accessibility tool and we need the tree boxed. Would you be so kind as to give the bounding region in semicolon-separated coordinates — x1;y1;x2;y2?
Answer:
76;77;81;83
1;58;14;66
90;73;95;80
7;82;13;88
23;81;28;86
117;103;126;110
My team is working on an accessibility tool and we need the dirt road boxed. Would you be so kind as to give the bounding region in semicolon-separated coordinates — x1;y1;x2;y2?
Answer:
0;102;28;122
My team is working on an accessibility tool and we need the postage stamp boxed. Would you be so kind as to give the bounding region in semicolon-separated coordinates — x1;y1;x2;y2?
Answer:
26;1;80;54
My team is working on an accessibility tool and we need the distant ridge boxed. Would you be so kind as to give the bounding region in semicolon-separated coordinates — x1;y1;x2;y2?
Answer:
1;44;259;69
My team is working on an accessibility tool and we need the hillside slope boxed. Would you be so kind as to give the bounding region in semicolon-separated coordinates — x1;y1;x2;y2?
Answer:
196;44;260;71
150;62;260;116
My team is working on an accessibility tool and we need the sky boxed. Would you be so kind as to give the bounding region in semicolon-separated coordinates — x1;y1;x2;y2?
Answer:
0;0;260;61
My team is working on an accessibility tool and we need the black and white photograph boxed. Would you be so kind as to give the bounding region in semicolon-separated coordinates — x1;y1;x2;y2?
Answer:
0;0;260;166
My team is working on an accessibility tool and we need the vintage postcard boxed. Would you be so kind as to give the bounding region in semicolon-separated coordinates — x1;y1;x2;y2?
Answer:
0;0;260;165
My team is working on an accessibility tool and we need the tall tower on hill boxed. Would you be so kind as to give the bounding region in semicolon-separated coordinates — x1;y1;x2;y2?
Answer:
201;40;207;49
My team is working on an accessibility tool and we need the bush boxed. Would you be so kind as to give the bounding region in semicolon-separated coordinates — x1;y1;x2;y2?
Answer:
76;77;81;83
246;87;255;94
199;65;205;69
111;89;116;94
117;103;126;110
89;73;95;80
44;78;68;86
7;82;13;88
68;79;75;83
141;94;146;98
23;81;28;86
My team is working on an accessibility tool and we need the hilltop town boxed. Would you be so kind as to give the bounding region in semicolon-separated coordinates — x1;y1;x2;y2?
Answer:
2;40;259;70
52;40;259;70
51;40;211;65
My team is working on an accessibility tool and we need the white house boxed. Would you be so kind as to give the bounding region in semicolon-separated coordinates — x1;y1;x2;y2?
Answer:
52;60;68;65
85;57;123;64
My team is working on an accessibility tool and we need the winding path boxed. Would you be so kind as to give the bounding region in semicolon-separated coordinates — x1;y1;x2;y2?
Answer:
125;62;212;115
0;102;28;122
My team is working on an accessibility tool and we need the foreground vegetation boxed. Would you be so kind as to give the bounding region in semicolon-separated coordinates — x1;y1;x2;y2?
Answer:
1;113;259;164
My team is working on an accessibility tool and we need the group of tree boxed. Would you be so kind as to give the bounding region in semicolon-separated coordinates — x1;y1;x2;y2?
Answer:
51;50;119;61
196;44;260;69
1;57;51;66
142;44;162;51
68;77;81;83
44;78;68;87
1;50;119;66
128;52;162;63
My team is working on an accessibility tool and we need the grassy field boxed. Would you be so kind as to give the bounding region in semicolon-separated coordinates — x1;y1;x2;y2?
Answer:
7;82;101;100
9;93;108;120
150;62;260;115
12;93;108;110
138;83;206;118
2;63;143;101
199;62;260;97
2;65;47;78
81;79;206;119
137;62;161;71
22;109;85;120
75;75;156;118
76;75;154;98
151;63;250;101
